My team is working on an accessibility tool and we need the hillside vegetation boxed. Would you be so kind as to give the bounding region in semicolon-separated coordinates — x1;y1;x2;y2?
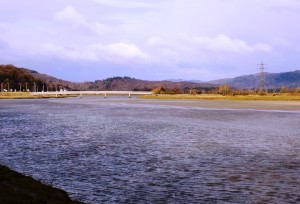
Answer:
209;70;300;89
0;64;38;91
0;64;216;92
2;64;300;93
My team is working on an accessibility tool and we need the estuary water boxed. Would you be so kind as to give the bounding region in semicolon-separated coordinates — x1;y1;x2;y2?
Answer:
0;97;299;203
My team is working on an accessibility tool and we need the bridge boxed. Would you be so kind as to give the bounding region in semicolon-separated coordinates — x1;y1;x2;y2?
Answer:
30;91;152;97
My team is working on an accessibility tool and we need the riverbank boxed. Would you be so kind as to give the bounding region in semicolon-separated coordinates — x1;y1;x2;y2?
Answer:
102;97;300;111
0;92;75;99
1;91;150;99
141;93;300;101
0;164;84;204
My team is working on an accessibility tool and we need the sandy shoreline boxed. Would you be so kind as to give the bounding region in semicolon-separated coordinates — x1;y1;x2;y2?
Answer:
104;98;300;111
1;94;300;110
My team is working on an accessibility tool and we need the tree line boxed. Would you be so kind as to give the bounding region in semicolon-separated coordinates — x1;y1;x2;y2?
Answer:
152;84;300;95
0;64;66;92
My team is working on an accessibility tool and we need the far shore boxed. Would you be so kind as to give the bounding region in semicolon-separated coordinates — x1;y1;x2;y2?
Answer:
0;92;76;99
133;99;300;111
1;92;300;111
118;95;300;111
140;93;300;101
2;92;300;101
0;91;151;99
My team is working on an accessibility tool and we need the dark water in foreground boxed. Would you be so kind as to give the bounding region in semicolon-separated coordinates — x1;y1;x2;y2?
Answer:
0;97;299;203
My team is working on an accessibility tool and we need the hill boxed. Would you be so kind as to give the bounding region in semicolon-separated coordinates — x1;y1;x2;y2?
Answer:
0;64;79;92
0;64;216;92
85;77;213;92
22;67;79;91
3;64;300;92
209;70;300;89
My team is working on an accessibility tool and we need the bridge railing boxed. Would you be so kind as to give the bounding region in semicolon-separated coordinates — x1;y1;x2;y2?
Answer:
30;91;152;96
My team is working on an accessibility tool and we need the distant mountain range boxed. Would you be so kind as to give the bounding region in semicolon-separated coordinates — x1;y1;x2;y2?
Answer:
167;79;203;83
0;64;215;92
209;70;300;89
1;64;300;91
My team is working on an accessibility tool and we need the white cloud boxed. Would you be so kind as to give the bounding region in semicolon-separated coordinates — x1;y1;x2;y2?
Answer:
89;22;111;33
2;0;300;81
54;6;85;26
106;43;149;59
145;34;273;67
39;43;98;61
147;37;167;47
91;0;156;9
193;34;272;53
54;6;110;34
38;42;149;61
89;42;149;60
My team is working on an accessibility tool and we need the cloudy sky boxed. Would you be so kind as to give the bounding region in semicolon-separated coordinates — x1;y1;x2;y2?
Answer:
1;0;300;82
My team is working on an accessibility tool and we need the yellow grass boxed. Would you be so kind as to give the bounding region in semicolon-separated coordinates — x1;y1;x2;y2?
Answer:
0;92;72;99
2;92;300;101
140;94;300;101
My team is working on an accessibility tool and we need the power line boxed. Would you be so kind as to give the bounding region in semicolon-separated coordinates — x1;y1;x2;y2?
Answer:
258;61;267;92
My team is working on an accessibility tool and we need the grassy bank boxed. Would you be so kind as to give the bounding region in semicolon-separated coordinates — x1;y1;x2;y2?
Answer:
141;94;300;101
2;92;300;101
0;164;84;204
0;92;75;99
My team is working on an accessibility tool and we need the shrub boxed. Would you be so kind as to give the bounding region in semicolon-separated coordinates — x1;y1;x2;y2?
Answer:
218;84;231;95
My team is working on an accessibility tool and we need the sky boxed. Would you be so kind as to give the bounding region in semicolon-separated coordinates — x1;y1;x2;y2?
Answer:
1;0;300;82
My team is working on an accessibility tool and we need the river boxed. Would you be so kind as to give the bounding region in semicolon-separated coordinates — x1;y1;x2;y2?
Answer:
0;97;299;203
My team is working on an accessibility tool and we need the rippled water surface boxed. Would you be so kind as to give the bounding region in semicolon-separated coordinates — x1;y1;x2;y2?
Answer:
0;97;299;203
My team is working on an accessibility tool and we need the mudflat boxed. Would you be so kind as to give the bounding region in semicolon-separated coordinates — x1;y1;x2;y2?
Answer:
111;98;300;111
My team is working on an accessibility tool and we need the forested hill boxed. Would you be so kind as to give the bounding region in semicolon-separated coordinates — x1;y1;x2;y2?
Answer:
0;64;38;91
84;77;215;92
2;64;300;92
0;64;78;91
0;64;215;92
209;70;300;89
